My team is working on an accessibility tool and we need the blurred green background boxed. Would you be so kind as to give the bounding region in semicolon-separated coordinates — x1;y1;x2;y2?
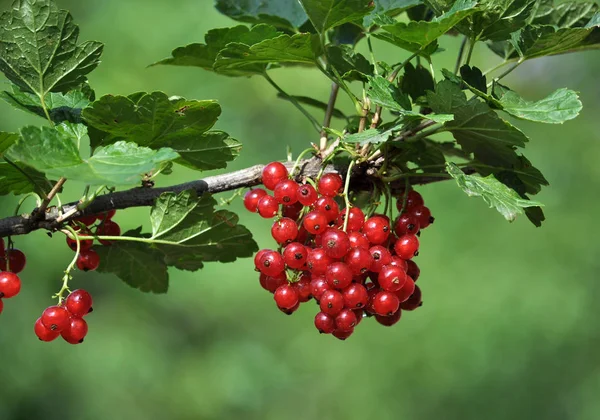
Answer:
1;1;599;419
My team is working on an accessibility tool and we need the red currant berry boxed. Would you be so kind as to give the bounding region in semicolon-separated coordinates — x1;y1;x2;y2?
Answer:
96;209;117;222
396;190;424;212
282;242;308;269
306;248;332;275
0;272;21;298
76;249;100;272
406;260;420;282
262;162;289;190
318;173;343;197
314;312;335;334
76;214;98;226
393;213;420;236
348;232;370;250
344;247;373;275
257;250;285;277
396;276;416;302
243;188;267;212
254;249;271;269
309;275;329;300
314;196;340;222
273;284;299;310
325;262;353;290
257;195;279;218
353;309;364;325
61;317;89;344
342;283;369;309
319;290;344;315
271;217;298;244
259;272;287;293
296;225;309;244
375;310;402;326
332;327;354;340
369;245;392;273
96;220;121;245
297;183;318;206
41;306;70;332
389;256;408;272
400;285;422;311
4;249;26;274
363;216;390;245
378;265;408;292
293;274;312;302
34;317;60;342
337;207;365;232
335;309;357;331
364;286;379;315
322;229;350;259
303;211;328;235
274;179;299;204
66;235;93;252
412;205;433;229
282;202;303;221
65;289;93;317
394;234;420;260
373;291;400;316
279;301;300;315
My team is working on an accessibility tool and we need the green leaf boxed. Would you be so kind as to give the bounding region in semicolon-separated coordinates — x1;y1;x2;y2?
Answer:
426;79;468;113
0;159;53;196
169;131;242;171
276;94;347;119
8;126;178;186
215;0;308;30
0;0;103;96
391;139;447;171
535;2;598;28
0;132;19;155
400;63;435;102
497;88;582;124
364;0;423;26
344;128;393;145
465;0;537;41
446;162;542;222
367;75;411;111
370;32;439;57
326;45;374;81
459;65;487;93
299;0;374;33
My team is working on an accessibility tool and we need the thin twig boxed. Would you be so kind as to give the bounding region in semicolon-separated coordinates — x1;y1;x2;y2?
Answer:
36;177;66;216
455;37;468;74
320;82;340;151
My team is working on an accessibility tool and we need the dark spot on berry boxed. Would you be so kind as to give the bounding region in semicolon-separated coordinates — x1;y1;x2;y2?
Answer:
294;253;303;260
373;252;381;260
325;205;331;210
383;226;389;232
283;197;290;203
429;216;435;223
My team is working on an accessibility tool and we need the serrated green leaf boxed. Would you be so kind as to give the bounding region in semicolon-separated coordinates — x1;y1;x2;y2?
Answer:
497;88;582;124
465;0;537;41
299;0;374;33
0;132;19;155
447;162;542;222
391;139;447;171
426;79;468;113
459;65;487;93
56;121;87;144
344;128;393;145
367;75;412;111
371;32;439;57
215;0;308;30
400;63;435;102
276;94;347;119
535;2;598;28
326;45;374;82
0;159;53;196
169;131;242;171
364;0;423;26
0;0;103;96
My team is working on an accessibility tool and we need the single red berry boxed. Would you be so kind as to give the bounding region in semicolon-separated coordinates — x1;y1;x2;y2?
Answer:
319;290;344;315
4;249;26;274
254;249;272;270
369;245;392;273
389;256;408;272
394;234;420;260
322;229;350;259
279;301;300;315
297;184;318;206
282;242;308;270
335;309;357;331
318;173;343;197
364;286;380;315
257;250;285;277
348;232;370;250
337;207;365;232
412;205;433;229
303;211;328;235
243;188;267;212
274;179;299;204
259;272;287;293
396;276;416;302
75;214;97;226
296;225;310;244
293;274;312;302
257;195;279;218
373;291;400;316
378;265;408;292
66;235;93;252
306;248;332;275
363;216;390;245
314;196;340;222
41;306;70;332
34;317;60;342
61;317;89;344
273;284;299;310
96;220;121;246
271;217;298;244
354;309;364;325
76;249;100;272
0;272;21;298
282;202;303;221
262;162;289;190
393;213;420;236
396;190;424;212
314;312;335;334
325;262;353;290
65;289;93;317
344;247;373;275
342;283;369;309
375;310;402;326
309;275;329;300
400;285;422;311
96;209;117;222
332;327;354;340
406;260;420;282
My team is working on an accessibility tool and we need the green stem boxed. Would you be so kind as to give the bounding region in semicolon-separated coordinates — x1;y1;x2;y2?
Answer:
366;34;378;74
380;172;451;183
482;58;520;76
464;37;476;67
389;50;420;82
487;59;524;87
342;160;356;232
405;124;445;142
290;147;316;176
455;37;468;74
55;225;80;303
13;192;42;216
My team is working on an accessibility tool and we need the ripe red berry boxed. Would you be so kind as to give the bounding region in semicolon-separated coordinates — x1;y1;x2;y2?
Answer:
293;274;312;302
375;310;402;326
65;289;93;317
0;272;21;298
309;275;329;300
96;220;121;245
282;202;303;221
406;260;420;282
66;235;93;252
342;283;369;309
353;309;364;325
364;286;379;315
344;247;373;275
303;211;328;235
34;317;60;342
257;195;279;218
363;216;390;245
332;327;354;340
274;179;299;204
396;276;416;302
3;249;26;274
319;290;344;315
76;249;100;272
325;262;353;290
337;207;365;232
321;229;350;259
96;209;117;221
273;284;299;310
393;213;420;236
76;214;97;226
279;301;300;315
412;205;433;229
271;217;298;244
318;173;343;197
61;317;89;344
314;312;335;334
369;245;392;272
306;248;332;275
389;256;408;272
257;250;285;277
259;272;287;293
400;285;422;311
254;249;271;269
297;183;318;206
314;196;340;222
394;234;420;260
348;232;370;250
396;189;424;212
41;306;70;332
378;265;408;292
282;242;308;269
335;309;357;331
262;162;289;190
243;188;267;212
373;291;400;316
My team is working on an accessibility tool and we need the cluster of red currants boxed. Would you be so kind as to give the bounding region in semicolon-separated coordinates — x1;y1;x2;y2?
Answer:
0;237;26;315
244;162;431;340
35;289;93;344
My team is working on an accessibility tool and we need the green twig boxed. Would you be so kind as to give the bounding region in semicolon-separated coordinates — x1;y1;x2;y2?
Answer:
455;37;468;74
55;225;80;303
341;160;357;232
290;147;317;176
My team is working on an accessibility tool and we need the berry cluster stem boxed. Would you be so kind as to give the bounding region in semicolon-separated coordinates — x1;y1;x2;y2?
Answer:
56;225;80;303
342;160;357;232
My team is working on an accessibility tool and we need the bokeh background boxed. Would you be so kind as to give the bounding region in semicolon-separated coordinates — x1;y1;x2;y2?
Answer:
0;1;599;419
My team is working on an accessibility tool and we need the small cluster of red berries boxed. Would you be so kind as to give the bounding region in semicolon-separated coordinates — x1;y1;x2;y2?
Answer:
0;237;26;315
244;162;432;340
35;289;93;344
